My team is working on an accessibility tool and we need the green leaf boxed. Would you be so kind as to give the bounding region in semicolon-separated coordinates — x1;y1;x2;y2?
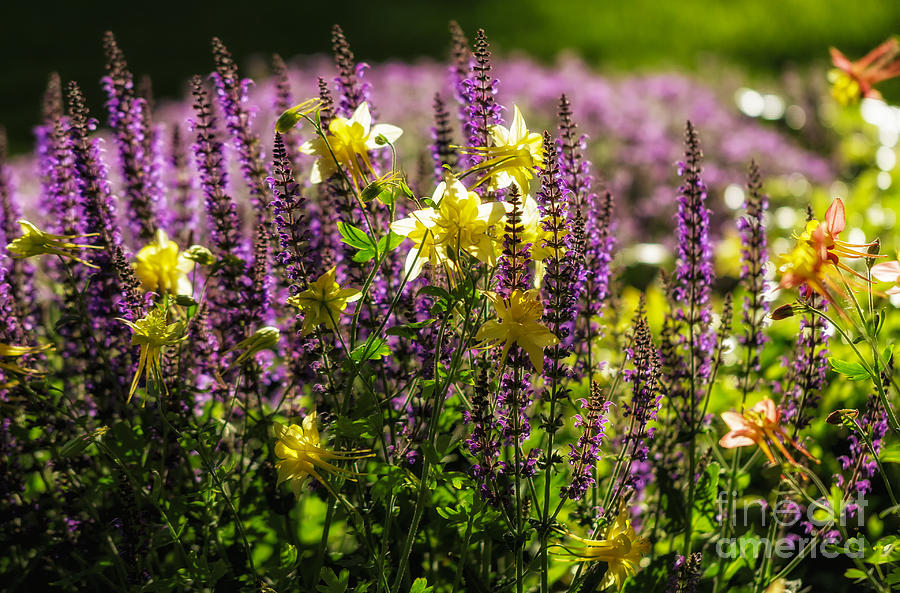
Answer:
409;578;433;593
350;336;391;362
399;181;415;199
337;221;375;250
691;462;722;534
865;535;900;564
316;567;349;593
880;442;900;463
376;231;404;256
150;470;163;504
830;358;870;381
844;568;868;582
58;433;93;458
887;567;900;584
352;249;377;263
334;416;371;440
280;543;298;568
386;319;435;339
418;285;452;302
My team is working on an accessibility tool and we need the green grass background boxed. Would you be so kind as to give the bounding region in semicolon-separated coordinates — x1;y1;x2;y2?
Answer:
1;0;899;153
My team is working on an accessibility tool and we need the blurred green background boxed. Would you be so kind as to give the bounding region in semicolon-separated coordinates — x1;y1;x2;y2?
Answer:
1;0;899;153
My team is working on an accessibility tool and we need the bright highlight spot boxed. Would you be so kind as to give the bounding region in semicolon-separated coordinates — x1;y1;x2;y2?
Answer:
723;184;745;209
774;207;798;229
876;146;896;171
761;94;785;120
631;243;668;265
736;88;764;117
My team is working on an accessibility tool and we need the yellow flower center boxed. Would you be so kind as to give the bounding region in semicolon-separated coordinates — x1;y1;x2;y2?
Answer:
134;230;193;295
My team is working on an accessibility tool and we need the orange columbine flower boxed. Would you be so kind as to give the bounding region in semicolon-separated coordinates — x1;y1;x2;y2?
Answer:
719;398;818;467
829;37;900;106
778;198;881;307
800;198;878;265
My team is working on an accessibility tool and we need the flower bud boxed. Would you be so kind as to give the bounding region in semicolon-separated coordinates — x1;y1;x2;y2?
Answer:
230;326;281;365
175;294;198;308
770;303;797;320
826;408;858;425
275;98;322;133
183;245;216;265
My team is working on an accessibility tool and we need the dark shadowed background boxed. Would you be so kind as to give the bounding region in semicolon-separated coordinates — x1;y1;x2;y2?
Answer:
2;0;899;153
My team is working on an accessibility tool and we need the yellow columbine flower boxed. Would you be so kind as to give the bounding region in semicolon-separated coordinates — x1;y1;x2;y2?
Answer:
119;308;186;405
518;194;562;263
6;219;102;268
432;174;506;262
0;342;53;378
390;206;440;280
475;289;559;373
391;173;505;280
300;102;402;190
273;412;374;498
554;507;651;591
133;230;195;295
461;105;544;192
286;267;361;336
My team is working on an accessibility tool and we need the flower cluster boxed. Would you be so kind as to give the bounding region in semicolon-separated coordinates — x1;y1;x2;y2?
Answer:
3;24;900;593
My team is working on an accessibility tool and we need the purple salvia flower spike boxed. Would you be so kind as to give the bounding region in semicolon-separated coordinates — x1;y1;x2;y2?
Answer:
564;382;612;500
448;21;474;169
101;32;159;241
537;130;578;344
497;184;531;295
430;93;457;183
0;126;37;331
36;72;63;218
67;81;143;405
557;95;615;376
621;302;662;490
673;121;715;382
666;553;703;593
211;37;270;220
737;160;770;399
460;28;502;180
781;287;829;430
168;124;198;246
269;133;312;293
331;24;371;118
190;75;250;352
536;131;579;457
272;53;303;167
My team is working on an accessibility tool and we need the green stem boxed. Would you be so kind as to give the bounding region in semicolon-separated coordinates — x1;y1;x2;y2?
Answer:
390;292;477;593
802;305;900;433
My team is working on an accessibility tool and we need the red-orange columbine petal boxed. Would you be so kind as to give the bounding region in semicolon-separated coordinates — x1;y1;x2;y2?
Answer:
718;398;819;468
830;38;900;104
